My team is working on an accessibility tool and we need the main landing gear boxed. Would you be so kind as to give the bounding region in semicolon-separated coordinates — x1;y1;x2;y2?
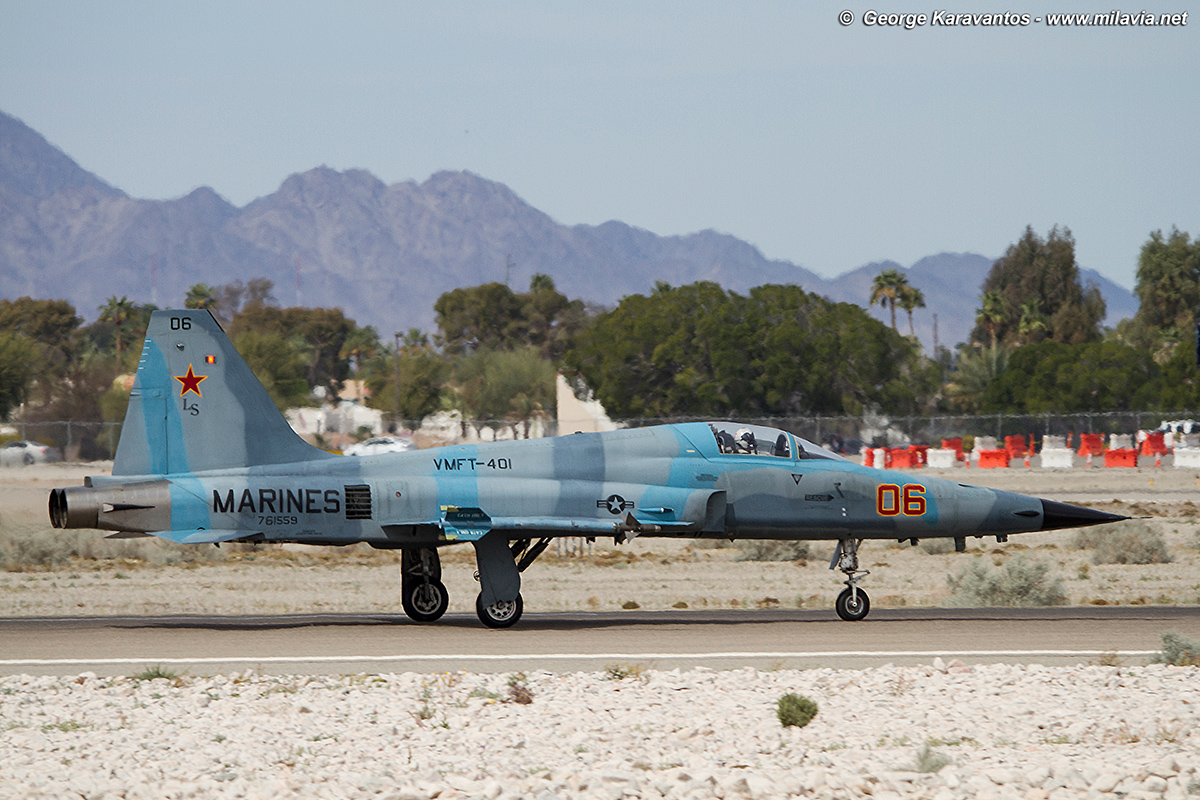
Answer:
470;536;552;629
401;537;553;628
831;538;871;621
401;548;449;623
476;593;523;628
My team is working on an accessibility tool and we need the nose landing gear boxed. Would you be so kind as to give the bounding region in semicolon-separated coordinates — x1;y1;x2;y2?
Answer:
831;538;870;621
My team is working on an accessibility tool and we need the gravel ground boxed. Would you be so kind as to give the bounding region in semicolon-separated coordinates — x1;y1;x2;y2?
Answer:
2;662;1198;800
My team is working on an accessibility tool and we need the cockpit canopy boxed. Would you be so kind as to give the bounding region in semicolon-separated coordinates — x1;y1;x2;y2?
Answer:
706;423;845;461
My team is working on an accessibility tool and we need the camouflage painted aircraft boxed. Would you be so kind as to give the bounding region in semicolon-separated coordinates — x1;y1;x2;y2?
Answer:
50;310;1126;627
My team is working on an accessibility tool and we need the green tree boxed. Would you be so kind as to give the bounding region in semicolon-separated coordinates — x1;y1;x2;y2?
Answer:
340;325;381;379
230;329;310;411
434;282;526;353
98;296;137;363
1017;300;1048;345
365;331;448;426
945;344;1008;413
184;284;218;311
1132;227;1200;345
898;284;926;338
566;282;923;418
452;347;555;437
0;298;81;355
1151;341;1200;410
971;226;1105;347
975;290;1007;348
521;274;586;359
0;332;36;419
869;268;906;331
433;277;584;359
983;340;1157;413
187;278;277;326
0;298;82;388
233;305;354;397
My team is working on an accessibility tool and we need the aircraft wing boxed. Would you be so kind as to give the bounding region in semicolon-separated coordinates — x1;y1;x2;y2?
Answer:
151;529;264;545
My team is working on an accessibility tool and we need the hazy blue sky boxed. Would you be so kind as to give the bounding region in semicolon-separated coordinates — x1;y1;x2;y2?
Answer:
2;1;1197;289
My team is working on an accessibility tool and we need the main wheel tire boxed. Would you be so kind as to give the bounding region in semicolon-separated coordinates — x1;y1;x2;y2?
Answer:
402;580;449;622
476;592;523;629
835;587;870;621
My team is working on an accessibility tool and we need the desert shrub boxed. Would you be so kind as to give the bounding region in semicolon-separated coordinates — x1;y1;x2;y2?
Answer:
1072;521;1172;565
914;743;952;773
1153;631;1200;666
736;539;809;562
505;672;533;704
1;528;76;570
919;538;955;555
603;663;646;681
132;665;182;683
947;555;1066;607
776;693;818;728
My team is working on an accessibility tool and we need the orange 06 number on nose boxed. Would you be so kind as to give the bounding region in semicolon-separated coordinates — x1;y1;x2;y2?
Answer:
876;484;926;516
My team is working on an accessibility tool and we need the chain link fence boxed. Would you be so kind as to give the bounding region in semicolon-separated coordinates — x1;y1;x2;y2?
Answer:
1;421;123;461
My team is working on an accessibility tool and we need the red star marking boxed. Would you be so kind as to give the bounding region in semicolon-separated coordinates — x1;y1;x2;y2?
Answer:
175;364;207;397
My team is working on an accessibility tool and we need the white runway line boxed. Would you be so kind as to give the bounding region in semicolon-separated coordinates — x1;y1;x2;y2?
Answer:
0;650;1160;667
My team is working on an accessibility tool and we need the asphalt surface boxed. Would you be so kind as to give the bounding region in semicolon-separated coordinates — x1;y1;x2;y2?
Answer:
2;606;1198;676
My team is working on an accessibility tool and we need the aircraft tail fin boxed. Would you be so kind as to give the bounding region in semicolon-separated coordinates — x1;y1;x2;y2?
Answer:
113;309;337;476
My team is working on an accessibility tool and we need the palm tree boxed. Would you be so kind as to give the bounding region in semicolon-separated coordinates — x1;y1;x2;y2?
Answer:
1017;300;1048;345
898;285;926;338
339;325;380;379
975;290;1007;347
185;284;217;310
98;296;135;363
869;269;907;331
947;344;1008;413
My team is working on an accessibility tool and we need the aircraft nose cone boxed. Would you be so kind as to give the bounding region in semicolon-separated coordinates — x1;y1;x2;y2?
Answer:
1040;498;1129;531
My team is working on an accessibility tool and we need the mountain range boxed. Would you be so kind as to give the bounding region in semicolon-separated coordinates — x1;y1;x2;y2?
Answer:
0;110;1137;350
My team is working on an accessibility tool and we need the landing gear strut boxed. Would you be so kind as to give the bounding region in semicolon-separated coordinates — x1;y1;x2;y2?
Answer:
401;547;448;623
831;538;871;621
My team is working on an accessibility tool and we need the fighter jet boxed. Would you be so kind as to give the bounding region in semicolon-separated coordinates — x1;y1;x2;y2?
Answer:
50;310;1126;627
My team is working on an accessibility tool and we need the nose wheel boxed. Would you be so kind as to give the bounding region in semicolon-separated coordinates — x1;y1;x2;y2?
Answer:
830;538;871;621
835;587;870;621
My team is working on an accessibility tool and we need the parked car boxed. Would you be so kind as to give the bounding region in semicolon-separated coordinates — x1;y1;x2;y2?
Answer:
342;436;415;456
0;440;62;467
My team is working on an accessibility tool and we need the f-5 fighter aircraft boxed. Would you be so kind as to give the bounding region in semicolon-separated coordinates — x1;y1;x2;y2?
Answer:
51;310;1126;627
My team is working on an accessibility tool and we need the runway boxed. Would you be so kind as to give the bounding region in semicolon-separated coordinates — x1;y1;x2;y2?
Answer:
2;606;1196;676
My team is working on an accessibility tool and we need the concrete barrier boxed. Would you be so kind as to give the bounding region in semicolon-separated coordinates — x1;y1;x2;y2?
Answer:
1174;449;1200;468
1039;448;1074;469
927;448;958;469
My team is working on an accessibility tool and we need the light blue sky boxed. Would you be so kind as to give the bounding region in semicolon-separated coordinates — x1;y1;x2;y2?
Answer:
3;1;1197;289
